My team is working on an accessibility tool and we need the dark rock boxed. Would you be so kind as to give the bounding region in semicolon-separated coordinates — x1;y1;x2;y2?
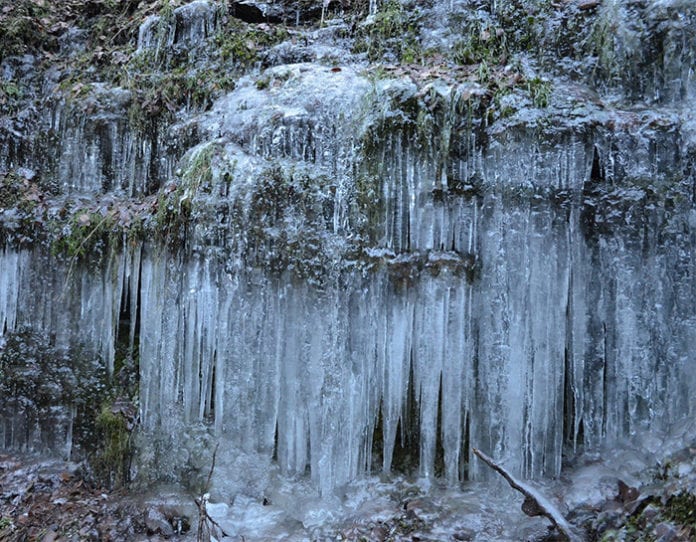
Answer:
229;1;286;24
593;508;626;533
617;479;640;504
370;523;389;541
229;1;324;25
522;495;544;517
145;507;175;538
58;28;88;55
577;0;600;10
654;521;679;542
645;503;660;518
453;527;475;540
404;497;438;519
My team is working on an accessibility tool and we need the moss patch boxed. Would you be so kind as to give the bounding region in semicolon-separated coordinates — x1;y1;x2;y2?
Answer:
50;210;117;260
0;0;56;59
663;492;696;533
242;166;337;283
451;22;508;66
215;20;289;65
93;400;136;489
352;0;424;64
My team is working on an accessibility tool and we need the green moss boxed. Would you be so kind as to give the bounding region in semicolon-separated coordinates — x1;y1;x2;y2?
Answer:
256;75;270;90
0;0;56;58
152;142;218;242
181;142;215;190
664;492;696;530
355;172;380;220
50;210;117;261
0;516;14;539
126;66;234;132
0;80;23;110
42;1;233;129
353;0;423;64
585;0;629;85
93;401;133;489
477;60;491;83
1;0;147;65
215;22;289;66
491;85;515;118
0;172;26;209
240;166;336;283
496;0;550;53
452;24;508;66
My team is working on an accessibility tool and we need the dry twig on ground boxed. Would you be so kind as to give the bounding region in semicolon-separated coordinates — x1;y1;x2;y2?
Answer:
473;447;582;542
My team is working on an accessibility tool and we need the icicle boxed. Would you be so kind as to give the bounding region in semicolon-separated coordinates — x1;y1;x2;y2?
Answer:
0;247;24;337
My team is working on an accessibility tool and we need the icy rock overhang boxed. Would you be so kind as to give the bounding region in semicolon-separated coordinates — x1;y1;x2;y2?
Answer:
124;63;696;496
200;63;374;156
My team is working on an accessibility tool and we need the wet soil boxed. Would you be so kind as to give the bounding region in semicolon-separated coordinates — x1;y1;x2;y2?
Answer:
0;454;193;542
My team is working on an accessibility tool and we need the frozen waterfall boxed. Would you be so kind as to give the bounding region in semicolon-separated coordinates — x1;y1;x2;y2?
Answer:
2;0;696;504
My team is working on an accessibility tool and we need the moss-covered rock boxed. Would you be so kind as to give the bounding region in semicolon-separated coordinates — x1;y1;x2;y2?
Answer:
93;399;136;489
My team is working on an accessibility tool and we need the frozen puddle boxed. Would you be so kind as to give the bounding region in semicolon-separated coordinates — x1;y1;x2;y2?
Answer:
201;474;559;541
160;421;696;541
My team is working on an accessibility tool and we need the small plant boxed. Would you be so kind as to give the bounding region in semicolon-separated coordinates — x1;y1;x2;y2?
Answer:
195;444;224;541
151;142;218;243
51;210;117;260
0;0;57;58
477;60;490;83
0;516;14;538
452;23;508;66
255;75;270;90
526;76;551;108
0;80;22;100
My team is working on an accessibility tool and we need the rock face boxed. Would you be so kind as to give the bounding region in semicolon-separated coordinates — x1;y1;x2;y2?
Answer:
1;0;696;523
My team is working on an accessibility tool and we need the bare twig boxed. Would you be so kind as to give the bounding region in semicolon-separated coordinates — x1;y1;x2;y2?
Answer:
205;443;218;493
196;444;228;542
473;448;582;542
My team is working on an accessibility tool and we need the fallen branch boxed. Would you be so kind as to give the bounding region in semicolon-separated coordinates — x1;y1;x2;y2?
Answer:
473;448;582;542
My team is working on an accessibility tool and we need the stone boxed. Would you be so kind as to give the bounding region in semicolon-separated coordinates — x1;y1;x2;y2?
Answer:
578;0;600;10
145;507;175;538
654;521;678;542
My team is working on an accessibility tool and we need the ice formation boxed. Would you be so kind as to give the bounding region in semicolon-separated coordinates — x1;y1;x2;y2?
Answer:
2;0;696;501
